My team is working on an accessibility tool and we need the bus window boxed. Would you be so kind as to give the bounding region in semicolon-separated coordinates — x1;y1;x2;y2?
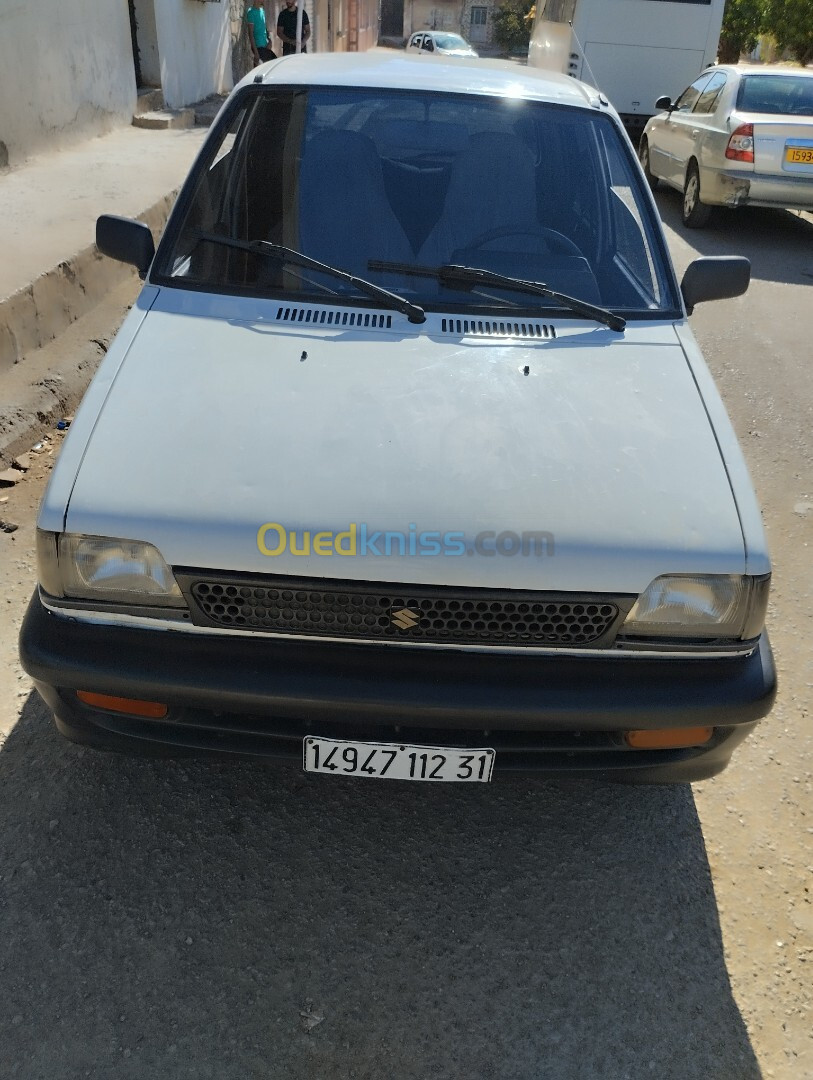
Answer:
537;0;577;22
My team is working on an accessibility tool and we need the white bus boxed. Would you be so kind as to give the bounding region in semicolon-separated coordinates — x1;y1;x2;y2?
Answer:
528;0;726;132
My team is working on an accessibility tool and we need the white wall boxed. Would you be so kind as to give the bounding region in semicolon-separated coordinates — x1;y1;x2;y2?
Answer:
133;0;162;86
154;0;233;109
0;0;135;165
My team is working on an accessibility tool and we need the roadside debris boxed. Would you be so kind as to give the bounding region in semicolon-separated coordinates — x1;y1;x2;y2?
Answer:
299;1001;325;1033
12;453;32;471
0;520;19;534
56;416;73;431
0;469;21;487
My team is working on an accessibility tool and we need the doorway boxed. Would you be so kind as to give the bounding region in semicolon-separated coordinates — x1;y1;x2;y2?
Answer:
128;0;161;88
380;0;404;40
469;5;487;43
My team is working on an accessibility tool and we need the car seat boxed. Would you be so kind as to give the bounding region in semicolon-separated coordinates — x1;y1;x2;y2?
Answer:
416;131;542;266
297;129;413;275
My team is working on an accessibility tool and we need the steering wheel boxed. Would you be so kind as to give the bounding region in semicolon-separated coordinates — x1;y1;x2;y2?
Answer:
462;226;583;258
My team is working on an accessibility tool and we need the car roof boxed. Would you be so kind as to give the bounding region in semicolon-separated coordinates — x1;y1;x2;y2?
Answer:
236;50;606;111
707;63;813;79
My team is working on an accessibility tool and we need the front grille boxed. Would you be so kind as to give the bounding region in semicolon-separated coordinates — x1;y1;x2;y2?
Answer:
183;573;623;647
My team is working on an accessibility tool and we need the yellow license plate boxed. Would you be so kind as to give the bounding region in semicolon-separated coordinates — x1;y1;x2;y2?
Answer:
785;146;813;164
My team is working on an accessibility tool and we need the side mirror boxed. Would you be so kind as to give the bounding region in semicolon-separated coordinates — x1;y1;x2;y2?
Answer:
96;215;155;277
655;95;673;112
681;256;750;314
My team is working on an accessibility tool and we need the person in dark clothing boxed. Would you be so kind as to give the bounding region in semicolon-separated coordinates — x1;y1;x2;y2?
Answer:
277;0;310;56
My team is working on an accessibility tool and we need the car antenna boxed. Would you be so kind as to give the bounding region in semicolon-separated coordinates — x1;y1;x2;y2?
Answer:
570;21;601;95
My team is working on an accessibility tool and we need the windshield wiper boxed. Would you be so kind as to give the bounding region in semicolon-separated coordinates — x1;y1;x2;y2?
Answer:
369;260;625;332
192;233;426;324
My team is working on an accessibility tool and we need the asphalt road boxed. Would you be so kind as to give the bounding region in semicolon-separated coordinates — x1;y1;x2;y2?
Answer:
0;198;811;1079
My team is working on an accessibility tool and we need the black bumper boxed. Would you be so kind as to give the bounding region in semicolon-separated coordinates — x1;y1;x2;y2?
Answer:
19;592;776;782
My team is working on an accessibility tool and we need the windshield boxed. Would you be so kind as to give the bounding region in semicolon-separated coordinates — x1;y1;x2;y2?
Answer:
738;74;813;116
434;34;470;49
156;87;678;317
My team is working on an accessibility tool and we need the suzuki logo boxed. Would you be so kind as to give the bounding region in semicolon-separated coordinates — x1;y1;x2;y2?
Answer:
391;607;420;630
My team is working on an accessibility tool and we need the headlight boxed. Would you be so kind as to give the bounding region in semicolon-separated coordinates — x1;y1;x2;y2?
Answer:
38;532;184;607
622;574;770;640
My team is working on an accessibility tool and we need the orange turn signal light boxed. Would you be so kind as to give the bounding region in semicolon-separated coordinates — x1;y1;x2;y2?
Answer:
625;727;713;750
76;691;168;719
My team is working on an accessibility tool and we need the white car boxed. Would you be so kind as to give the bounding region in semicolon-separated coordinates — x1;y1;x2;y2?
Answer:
20;52;775;783
639;64;813;227
406;31;478;58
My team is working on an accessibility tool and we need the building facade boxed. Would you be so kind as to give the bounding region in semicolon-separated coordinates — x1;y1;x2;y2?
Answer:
0;0;235;166
0;0;389;167
0;2;136;165
460;0;497;47
388;0;497;46
131;0;234;108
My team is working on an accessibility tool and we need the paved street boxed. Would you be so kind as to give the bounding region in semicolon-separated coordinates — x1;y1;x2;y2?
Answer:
0;198;811;1079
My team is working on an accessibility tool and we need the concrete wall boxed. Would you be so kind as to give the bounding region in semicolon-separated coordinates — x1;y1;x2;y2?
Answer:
154;0;233;109
356;0;379;52
308;0;377;52
230;0;256;83
0;0;136;166
404;0;463;37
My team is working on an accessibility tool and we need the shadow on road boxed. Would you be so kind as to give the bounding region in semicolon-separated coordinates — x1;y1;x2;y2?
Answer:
0;696;761;1080
655;191;813;288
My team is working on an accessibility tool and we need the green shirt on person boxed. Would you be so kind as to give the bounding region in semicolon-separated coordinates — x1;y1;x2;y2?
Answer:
245;6;269;48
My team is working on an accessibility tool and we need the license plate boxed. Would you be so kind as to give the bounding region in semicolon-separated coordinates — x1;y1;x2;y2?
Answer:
785;146;813;164
303;737;495;782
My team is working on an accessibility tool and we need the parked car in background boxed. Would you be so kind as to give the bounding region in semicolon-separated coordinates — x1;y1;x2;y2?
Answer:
20;53;775;783
639;65;813;227
406;31;478;58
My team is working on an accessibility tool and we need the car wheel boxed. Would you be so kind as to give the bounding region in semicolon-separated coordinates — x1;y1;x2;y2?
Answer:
682;162;713;228
638;138;659;192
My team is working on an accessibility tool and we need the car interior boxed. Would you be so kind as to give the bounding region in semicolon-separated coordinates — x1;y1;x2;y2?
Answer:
738;74;813;116
168;88;672;314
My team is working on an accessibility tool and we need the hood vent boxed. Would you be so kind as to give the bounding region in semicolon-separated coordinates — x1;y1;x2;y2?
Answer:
275;306;392;329
441;318;556;339
272;306;555;338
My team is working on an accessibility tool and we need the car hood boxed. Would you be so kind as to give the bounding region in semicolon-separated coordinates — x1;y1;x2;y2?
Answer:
64;293;745;593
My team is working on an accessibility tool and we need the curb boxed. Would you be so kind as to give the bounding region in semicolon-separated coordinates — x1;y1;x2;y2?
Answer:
0;279;141;468
0;191;177;375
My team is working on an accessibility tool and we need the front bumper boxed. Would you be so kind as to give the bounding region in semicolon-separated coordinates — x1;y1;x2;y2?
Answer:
19;591;776;782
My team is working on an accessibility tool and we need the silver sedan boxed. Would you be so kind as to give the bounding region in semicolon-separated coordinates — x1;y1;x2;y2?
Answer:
639;64;813;227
